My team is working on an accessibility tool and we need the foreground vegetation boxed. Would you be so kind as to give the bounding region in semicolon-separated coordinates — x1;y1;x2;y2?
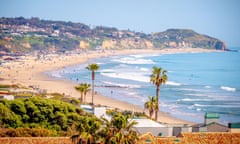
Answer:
0;94;141;143
0;97;93;135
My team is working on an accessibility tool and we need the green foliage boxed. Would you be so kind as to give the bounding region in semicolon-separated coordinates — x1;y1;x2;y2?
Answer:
0;103;22;128
0;96;93;136
10;99;27;116
98;113;139;144
0;95;140;141
150;66;168;121
144;96;156;119
106;109;147;118
70;98;80;105
75;83;90;103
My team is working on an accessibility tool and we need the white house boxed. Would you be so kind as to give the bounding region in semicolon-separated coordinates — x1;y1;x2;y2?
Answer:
130;118;170;136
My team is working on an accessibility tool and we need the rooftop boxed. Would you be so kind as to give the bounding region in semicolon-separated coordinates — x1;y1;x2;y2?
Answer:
229;123;240;128
130;118;166;128
205;112;219;119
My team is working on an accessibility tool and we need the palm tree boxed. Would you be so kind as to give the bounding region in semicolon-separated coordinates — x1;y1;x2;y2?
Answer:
100;113;138;144
75;84;84;102
150;66;168;121
144;96;156;119
112;114;138;144
82;83;90;103
75;83;91;103
86;63;99;105
75;116;102;144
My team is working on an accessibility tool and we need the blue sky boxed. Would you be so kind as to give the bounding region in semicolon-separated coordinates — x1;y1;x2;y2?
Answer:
0;0;239;47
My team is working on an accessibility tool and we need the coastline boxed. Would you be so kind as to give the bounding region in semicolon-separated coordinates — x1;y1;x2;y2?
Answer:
0;48;220;125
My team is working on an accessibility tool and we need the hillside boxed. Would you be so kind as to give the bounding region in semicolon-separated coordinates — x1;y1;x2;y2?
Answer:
0;17;226;53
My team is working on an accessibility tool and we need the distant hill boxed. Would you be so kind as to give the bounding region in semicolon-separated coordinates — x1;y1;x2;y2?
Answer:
0;17;226;53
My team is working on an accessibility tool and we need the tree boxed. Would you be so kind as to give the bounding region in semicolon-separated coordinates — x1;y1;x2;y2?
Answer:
0;97;88;135
75;83;90;103
144;96;156;119
150;66;168;121
100;113;138;144
86;63;99;105
82;83;90;103
75;84;85;102
76;116;101;144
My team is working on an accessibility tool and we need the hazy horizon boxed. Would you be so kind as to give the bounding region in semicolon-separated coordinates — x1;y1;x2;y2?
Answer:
0;0;239;47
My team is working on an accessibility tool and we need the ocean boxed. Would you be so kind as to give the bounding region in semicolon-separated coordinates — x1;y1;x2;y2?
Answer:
48;48;240;124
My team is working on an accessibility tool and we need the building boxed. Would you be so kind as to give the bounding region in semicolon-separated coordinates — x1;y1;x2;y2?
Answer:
192;112;229;132
171;124;192;136
229;122;240;132
93;106;111;121
130;118;170;136
80;105;111;120
204;112;219;124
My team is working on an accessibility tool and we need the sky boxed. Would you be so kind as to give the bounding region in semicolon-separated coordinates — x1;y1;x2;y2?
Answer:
0;0;240;47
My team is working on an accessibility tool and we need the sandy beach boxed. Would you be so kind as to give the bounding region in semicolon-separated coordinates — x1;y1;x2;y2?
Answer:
0;48;220;124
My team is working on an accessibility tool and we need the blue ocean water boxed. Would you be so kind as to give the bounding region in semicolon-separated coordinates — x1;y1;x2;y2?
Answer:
49;49;240;124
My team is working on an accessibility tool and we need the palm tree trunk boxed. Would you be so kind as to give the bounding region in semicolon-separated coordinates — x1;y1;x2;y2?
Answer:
84;92;87;103
81;93;83;102
92;79;94;105
91;71;95;105
155;86;160;121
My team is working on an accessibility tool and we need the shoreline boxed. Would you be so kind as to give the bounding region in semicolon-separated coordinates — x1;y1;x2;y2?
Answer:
0;48;220;125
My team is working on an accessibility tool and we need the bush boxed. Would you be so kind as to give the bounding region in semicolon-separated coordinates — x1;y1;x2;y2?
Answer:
0;96;99;136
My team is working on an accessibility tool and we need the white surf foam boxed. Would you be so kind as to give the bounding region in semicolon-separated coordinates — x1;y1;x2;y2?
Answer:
220;86;236;92
130;54;160;58
102;81;141;88
193;103;240;108
130;54;148;58
100;69;115;73
112;57;155;64
184;93;207;97
196;108;201;111
205;85;211;88
166;81;182;86
139;67;150;72
101;72;149;83
178;98;211;102
160;102;179;110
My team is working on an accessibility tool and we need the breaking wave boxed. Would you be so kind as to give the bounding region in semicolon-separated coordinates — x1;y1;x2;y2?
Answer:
112;57;155;64
166;81;182;86
100;72;149;83
102;81;141;88
177;98;212;102
221;86;236;92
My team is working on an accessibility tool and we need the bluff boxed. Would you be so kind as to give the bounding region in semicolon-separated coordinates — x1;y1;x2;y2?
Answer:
151;29;226;50
0;17;226;53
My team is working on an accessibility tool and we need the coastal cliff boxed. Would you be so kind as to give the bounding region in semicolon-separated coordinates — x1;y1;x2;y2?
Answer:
151;29;226;50
0;17;226;53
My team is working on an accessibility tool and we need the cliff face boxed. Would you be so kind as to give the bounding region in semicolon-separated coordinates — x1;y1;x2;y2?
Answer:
0;17;226;53
101;38;154;49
